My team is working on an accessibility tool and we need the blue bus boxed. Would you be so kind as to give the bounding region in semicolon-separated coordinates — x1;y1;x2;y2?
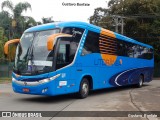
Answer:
4;21;154;98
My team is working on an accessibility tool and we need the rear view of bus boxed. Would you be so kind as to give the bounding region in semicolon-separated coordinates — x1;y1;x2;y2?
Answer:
4;22;154;98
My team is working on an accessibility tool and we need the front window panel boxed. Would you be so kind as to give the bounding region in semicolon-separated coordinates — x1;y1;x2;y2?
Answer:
14;33;34;73
14;29;60;75
31;29;59;73
56;27;84;70
56;40;70;70
14;27;85;75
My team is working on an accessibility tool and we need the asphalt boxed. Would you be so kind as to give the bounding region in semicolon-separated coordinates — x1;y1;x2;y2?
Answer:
0;80;159;120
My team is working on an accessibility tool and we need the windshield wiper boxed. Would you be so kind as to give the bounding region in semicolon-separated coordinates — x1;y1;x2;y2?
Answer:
26;33;39;74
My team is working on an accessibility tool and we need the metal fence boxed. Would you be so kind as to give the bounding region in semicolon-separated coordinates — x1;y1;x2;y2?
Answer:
0;60;160;78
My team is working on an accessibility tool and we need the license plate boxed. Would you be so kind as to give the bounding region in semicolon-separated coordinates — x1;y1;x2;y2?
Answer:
23;88;30;92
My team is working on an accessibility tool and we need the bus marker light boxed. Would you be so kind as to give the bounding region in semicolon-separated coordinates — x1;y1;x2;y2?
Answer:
42;88;48;93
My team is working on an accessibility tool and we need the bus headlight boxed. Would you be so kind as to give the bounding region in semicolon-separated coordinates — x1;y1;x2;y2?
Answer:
12;77;16;81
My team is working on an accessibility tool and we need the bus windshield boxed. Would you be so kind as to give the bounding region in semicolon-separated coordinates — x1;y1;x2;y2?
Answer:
13;27;84;75
14;29;60;75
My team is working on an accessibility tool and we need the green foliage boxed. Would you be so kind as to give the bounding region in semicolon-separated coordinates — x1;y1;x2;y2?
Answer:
89;7;110;29
0;27;8;59
42;17;54;24
1;0;13;11
0;11;11;39
0;0;37;61
1;0;36;38
13;2;31;18
89;0;160;63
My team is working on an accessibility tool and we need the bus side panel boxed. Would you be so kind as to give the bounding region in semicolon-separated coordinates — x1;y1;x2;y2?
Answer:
76;53;153;90
108;56;154;87
78;53;116;90
53;67;77;95
108;67;154;87
74;54;100;90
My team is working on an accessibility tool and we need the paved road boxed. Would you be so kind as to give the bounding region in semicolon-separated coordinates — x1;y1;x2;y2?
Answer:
0;80;159;120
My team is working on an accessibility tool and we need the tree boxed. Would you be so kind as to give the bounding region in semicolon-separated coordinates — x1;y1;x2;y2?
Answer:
0;0;37;61
0;26;18;62
0;11;11;39
0;27;8;60
89;0;160;62
42;17;54;24
89;7;110;29
1;0;36;38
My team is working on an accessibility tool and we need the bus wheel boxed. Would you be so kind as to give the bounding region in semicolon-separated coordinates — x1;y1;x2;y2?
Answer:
78;78;89;99
136;75;144;88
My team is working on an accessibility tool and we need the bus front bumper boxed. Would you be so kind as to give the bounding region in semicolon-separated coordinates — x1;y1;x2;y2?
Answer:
12;74;60;96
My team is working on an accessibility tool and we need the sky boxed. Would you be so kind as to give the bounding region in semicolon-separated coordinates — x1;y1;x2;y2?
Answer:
0;0;109;23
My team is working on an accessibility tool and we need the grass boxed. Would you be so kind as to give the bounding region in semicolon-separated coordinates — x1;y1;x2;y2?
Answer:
0;77;11;84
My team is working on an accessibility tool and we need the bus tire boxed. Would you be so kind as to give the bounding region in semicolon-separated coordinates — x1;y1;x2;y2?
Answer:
136;75;144;88
78;78;89;99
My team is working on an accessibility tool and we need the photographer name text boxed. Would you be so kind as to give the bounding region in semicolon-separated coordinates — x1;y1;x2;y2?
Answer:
62;2;90;6
128;113;157;118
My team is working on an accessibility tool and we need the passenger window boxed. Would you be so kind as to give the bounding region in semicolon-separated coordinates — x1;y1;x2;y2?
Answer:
133;45;140;58
82;31;100;55
127;45;134;58
140;48;153;60
117;40;127;56
62;27;84;58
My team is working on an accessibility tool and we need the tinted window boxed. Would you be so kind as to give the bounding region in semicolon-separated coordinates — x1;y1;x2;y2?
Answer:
82;31;100;55
57;44;69;64
56;40;70;70
127;43;134;58
99;34;117;55
62;27;84;42
62;27;84;61
117;40;134;57
138;47;153;59
133;45;140;58
79;29;153;60
117;40;153;60
117;40;127;56
56;27;84;69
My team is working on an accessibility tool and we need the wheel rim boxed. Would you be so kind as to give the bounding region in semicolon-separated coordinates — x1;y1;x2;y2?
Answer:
82;82;88;95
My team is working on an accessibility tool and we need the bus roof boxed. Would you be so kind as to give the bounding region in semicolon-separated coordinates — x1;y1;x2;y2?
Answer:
25;21;101;33
25;21;153;48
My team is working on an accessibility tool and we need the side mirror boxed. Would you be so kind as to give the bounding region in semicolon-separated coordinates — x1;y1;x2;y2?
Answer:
47;33;72;51
4;39;20;55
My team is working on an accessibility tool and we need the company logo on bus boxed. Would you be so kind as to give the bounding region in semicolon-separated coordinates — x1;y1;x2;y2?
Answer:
101;54;117;66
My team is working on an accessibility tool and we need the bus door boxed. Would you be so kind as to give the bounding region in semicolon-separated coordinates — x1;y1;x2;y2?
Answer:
55;38;75;94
